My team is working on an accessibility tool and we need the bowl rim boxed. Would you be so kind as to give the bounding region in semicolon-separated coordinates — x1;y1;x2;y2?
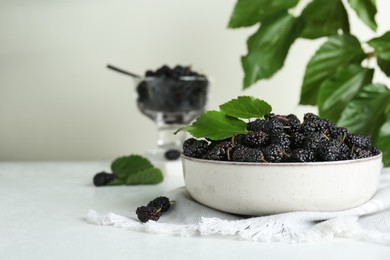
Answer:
181;152;382;167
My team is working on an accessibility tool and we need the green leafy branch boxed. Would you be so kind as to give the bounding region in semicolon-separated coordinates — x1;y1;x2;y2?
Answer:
228;0;390;166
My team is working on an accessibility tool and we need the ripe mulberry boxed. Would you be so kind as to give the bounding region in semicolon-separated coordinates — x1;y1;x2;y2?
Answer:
136;206;162;222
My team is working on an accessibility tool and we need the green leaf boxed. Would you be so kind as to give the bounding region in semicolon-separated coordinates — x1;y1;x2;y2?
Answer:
183;110;248;140
377;59;390;77
242;12;304;89
108;155;164;185
347;0;377;31
376;105;390;167
107;178;125;186
300;34;366;105
111;155;153;179
228;0;299;28
318;65;374;122
338;84;390;139
125;167;164;185
219;96;272;119
368;31;390;76
300;0;349;39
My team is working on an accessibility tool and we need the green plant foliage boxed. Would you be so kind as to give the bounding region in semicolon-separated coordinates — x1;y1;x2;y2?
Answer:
219;96;272;119
179;110;248;140
376;106;390;166
318;65;374;122
125;167;164;185
176;96;272;140
368;32;390;76
228;0;299;28
348;0;377;31
300;0;349;39
338;84;390;139
110;155;163;185
228;0;390;165
111;155;153;179
241;12;304;88
300;35;366;105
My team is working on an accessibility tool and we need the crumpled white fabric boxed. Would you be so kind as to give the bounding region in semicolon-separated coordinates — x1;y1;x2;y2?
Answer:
87;168;390;245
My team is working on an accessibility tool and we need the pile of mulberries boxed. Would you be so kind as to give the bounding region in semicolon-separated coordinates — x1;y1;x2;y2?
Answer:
183;113;380;163
144;65;203;79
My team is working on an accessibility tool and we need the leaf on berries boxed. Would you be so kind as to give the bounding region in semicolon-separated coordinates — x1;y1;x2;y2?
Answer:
220;96;272;119
300;34;366;105
179;110;248;140
347;0;377;31
367;31;390;76
228;0;299;28
300;0;349;39
318;65;374;122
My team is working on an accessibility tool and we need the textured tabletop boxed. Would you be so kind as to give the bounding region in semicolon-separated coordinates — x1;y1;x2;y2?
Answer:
0;162;390;260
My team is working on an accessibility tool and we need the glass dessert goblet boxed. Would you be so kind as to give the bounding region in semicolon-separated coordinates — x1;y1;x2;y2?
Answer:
135;75;209;160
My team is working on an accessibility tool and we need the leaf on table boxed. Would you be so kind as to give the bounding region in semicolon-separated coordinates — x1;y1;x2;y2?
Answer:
299;34;366;105
376;105;390;167
107;178;125;186
111;155;154;179
368;31;390;76
181;110;248;140
337;84;390;140
300;0;349;39
228;0;299;28
219;96;272;119
241;11;304;89
125;167;164;185
318;65;374;123
347;0;377;31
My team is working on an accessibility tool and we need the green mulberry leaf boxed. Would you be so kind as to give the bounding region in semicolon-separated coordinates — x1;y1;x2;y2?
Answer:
180;110;248;140
125;167;164;185
219;96;272;119
318;65;374;123
347;0;377;31
368;31;390;76
228;0;299;28
242;11;304;89
376;105;390;167
338;84;390;140
300;0;350;39
111;155;153;179
300;34;366;105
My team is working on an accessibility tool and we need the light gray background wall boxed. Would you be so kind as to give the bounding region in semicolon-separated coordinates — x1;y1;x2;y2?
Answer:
1;0;390;161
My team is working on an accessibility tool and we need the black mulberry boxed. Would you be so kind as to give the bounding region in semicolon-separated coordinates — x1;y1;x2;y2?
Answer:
183;138;209;158
232;145;264;162
264;144;284;162
147;196;172;212
136;206;162;223
243;131;269;148
93;172;116;187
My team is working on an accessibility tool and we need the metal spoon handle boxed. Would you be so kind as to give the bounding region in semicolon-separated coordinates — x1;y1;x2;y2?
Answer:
106;64;142;79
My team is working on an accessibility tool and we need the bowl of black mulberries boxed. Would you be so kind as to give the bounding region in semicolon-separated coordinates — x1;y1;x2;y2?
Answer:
136;65;209;160
181;112;382;216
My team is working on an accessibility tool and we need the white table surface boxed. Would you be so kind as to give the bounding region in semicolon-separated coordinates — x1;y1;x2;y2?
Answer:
1;161;390;260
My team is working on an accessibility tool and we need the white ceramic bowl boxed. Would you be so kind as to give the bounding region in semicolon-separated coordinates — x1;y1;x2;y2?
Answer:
182;153;382;215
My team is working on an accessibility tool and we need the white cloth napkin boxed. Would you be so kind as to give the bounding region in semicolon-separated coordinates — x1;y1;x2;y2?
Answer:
87;168;390;245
